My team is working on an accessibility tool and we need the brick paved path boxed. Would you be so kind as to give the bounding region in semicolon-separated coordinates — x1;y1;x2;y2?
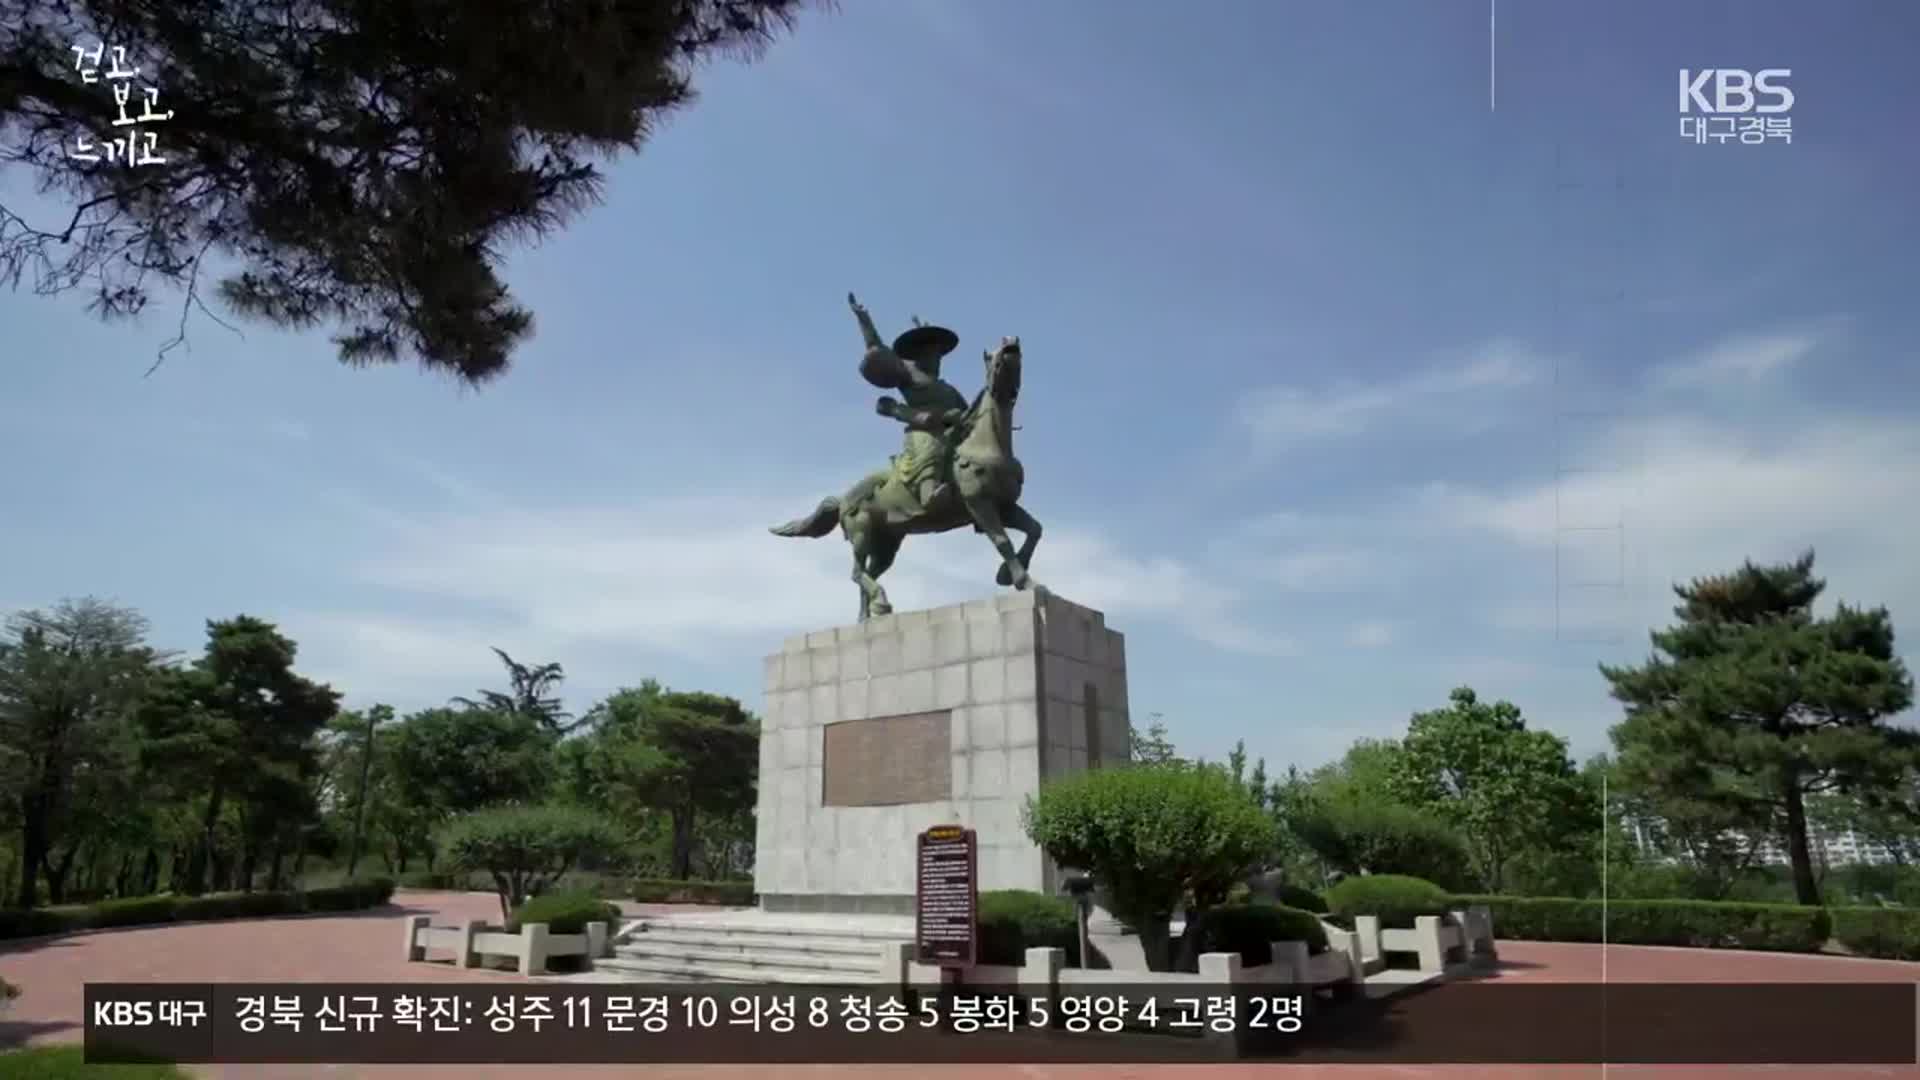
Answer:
3;891;1917;1079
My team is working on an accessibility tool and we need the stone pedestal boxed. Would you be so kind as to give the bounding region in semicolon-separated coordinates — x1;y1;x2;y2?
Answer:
754;588;1131;915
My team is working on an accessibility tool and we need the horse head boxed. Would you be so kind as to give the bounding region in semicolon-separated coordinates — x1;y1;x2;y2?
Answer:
982;336;1021;406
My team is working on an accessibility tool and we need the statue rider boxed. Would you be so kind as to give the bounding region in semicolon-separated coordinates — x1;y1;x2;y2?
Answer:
849;292;970;516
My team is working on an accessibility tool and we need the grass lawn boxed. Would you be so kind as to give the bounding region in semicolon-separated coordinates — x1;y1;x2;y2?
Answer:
0;1045;191;1078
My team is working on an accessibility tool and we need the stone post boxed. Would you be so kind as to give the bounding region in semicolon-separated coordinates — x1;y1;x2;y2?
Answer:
1413;915;1446;972
1353;915;1383;972
517;923;550;976
1271;940;1310;984
401;915;430;962
458;918;486;969
1021;946;1064;1022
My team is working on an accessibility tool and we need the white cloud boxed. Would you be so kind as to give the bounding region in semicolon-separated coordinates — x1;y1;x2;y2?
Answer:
1373;404;1920;648
290;490;1294;709
1652;329;1822;390
1237;339;1540;452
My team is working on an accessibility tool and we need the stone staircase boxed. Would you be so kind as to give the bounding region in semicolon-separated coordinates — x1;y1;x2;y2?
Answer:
595;913;912;984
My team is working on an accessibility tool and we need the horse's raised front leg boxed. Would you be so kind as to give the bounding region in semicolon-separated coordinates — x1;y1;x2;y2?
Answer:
995;502;1043;587
964;496;1035;592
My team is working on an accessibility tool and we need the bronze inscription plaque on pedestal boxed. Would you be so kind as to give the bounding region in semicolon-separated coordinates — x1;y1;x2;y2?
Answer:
821;710;953;807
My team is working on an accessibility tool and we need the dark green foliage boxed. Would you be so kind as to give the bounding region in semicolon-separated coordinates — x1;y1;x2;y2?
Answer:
510;892;622;934
136;616;339;898
300;885;355;912
1289;800;1473;889
0;599;160;908
577;683;759;881
1023;763;1273;971
631;878;754;905
440;804;628;922
0;1045;191;1079
1449;895;1604;943
0;0;816;383
1198;903;1328;963
0;905;85;939
0;879;389;940
86;896;178;928
1829;908;1920;961
976;889;1081;966
172;891;300;921
1325;874;1452;929
453;649;576;734
1388;687;1597;894
387;708;556;816
1449;894;1830;952
1272;883;1329;913
1604;553;1917;905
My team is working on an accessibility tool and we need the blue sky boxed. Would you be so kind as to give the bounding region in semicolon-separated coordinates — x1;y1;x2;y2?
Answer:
4;0;1917;774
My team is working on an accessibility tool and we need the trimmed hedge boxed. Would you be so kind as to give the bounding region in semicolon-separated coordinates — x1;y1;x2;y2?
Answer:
977;889;1081;966
1326;875;1452;929
1830;907;1920;961
0;878;396;941
632;879;754;906
1273;884;1329;914
87;896;179;929
1198;903;1328;964
1448;894;1831;953
511;892;623;935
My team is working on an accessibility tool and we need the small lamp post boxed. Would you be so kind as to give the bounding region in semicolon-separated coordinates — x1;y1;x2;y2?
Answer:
1062;873;1095;969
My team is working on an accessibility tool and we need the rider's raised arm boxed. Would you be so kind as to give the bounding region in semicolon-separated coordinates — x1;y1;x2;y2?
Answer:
851;293;910;389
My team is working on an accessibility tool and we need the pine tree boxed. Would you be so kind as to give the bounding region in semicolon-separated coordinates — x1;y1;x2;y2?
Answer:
0;0;813;382
1602;552;1916;905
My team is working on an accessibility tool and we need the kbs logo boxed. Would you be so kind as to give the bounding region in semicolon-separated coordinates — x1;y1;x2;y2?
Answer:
1679;69;1794;114
1677;69;1794;147
93;1000;154;1025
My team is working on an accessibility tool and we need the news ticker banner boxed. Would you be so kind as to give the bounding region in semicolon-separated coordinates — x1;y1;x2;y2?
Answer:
85;982;1918;1065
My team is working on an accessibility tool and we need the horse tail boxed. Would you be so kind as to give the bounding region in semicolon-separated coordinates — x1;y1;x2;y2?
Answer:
769;496;841;539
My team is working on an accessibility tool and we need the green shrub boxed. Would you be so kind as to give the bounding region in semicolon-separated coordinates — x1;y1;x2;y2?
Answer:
1325;874;1451;929
1828;907;1920;960
1288;800;1473;890
1450;894;1829;952
0;906;87;940
510;892;623;935
0;880;389;943
631;879;754;906
0;1045;191;1078
977;889;1081;966
1023;763;1272;971
1273;884;1328;914
296;877;394;912
173;891;300;921
86;896;179;929
440;804;627;922
1199;903;1328;964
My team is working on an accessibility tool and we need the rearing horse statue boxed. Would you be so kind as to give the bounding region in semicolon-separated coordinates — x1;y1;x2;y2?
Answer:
770;296;1042;621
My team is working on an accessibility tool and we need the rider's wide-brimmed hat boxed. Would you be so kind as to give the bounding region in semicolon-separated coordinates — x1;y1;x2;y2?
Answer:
892;323;959;359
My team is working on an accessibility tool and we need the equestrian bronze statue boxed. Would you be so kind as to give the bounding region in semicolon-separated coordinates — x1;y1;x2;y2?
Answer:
770;293;1042;621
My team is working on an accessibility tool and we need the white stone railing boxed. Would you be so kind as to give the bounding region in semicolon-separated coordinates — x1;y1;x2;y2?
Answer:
402;915;614;976
885;939;1361;996
1347;905;1496;975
